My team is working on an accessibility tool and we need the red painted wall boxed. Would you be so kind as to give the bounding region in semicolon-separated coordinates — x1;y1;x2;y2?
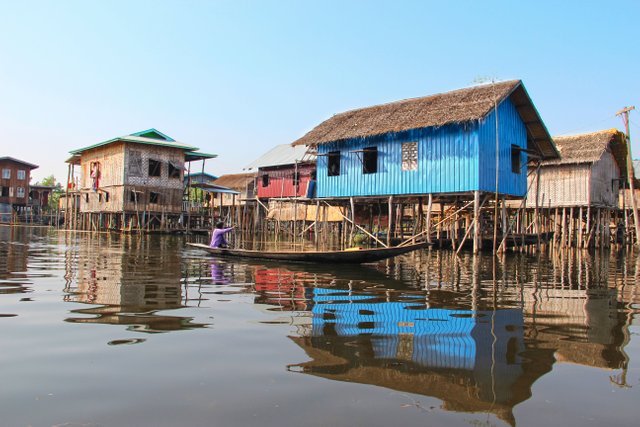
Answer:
257;163;315;199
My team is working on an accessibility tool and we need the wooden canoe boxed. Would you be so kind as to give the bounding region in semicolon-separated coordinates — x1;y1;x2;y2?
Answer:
186;242;428;264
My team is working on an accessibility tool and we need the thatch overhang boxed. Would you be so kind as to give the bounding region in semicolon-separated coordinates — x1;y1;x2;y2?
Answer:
545;129;629;179
213;172;256;191
292;80;559;160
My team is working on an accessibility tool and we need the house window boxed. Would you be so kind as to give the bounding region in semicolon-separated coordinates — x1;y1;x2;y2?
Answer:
402;142;418;171
1;187;8;197
292;171;301;187
98;193;103;202
129;151;143;177
327;151;340;176
130;191;138;203
511;145;521;174
363;147;378;174
105;192;110;203
149;192;160;204
9;187;14;197
148;159;162;177
2;169;10;179
85;193;89;203
262;174;270;187
17;170;26;180
16;187;25;198
168;162;181;179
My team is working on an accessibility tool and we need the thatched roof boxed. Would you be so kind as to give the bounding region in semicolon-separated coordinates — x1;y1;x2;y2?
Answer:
545;129;629;178
213;172;255;191
292;80;558;159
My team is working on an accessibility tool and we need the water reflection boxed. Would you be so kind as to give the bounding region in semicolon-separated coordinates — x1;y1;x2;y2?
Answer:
62;233;207;332
0;226;34;295
245;250;636;425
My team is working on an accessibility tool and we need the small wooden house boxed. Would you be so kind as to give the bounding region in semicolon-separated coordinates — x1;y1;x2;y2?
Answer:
67;129;216;230
527;129;627;209
0;157;38;216
524;129;628;247
293;80;558;200
243;144;316;199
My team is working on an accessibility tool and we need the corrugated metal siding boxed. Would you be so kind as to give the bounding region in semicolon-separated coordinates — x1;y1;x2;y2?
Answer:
316;124;480;198
478;98;528;197
257;163;314;198
526;164;590;208
590;151;620;207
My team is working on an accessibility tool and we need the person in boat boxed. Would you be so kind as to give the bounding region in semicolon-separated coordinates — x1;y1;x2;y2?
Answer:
210;222;235;248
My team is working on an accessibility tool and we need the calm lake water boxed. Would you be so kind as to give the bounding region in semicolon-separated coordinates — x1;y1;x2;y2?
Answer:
1;226;638;427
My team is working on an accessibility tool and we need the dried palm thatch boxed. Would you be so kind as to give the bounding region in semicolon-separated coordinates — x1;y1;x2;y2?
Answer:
545;129;629;178
292;80;558;159
213;173;255;191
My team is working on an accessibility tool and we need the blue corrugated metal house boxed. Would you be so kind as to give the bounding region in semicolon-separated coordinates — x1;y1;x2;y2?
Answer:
293;80;558;199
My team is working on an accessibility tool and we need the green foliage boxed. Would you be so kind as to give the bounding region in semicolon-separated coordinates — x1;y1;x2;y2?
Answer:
38;175;56;187
35;175;63;212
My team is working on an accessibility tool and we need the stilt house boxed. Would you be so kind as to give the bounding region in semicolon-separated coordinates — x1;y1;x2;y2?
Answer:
67;129;216;230
243;144;315;199
526;129;627;209
524;129;628;247
292;80;558;199
0;157;38;208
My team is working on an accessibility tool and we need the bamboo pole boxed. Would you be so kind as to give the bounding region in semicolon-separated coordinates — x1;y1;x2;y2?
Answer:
473;190;480;254
387;196;393;246
426;194;433;244
323;201;388;248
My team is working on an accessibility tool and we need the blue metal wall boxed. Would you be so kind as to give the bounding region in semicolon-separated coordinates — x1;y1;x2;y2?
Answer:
478;97;528;196
316;97;528;198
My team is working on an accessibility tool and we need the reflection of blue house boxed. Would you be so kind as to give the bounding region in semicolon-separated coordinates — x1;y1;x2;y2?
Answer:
311;288;524;390
293;80;558;198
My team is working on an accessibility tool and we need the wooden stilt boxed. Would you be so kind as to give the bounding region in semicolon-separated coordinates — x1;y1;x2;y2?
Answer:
387;196;394;247
473;190;480;254
426;194;433;244
568;207;574;247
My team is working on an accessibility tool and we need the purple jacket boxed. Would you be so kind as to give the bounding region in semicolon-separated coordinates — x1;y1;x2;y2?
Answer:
210;227;233;248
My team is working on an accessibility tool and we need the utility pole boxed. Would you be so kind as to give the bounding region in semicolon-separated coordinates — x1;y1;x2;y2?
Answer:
617;106;639;245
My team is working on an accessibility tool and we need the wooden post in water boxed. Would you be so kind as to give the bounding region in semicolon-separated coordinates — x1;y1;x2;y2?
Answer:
426;194;433;244
349;197;355;246
561;208;567;248
568;207;574;247
617;106;639;245
578;206;584;249
473;190;480;254
387;196;393;247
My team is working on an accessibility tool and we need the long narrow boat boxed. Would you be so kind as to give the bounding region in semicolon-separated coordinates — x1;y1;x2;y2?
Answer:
187;242;428;264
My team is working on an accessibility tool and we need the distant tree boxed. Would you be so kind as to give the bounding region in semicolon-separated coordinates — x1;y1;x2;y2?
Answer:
38;175;56;187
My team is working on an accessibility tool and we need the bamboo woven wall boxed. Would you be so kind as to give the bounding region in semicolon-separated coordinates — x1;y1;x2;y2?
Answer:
78;142;186;214
526;164;590;208
79;142;125;213
589;151;620;207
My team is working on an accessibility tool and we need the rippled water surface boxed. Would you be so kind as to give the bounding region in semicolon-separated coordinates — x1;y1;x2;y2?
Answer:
1;226;639;427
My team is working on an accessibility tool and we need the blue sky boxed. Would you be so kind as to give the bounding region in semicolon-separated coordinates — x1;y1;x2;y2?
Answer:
1;0;639;183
